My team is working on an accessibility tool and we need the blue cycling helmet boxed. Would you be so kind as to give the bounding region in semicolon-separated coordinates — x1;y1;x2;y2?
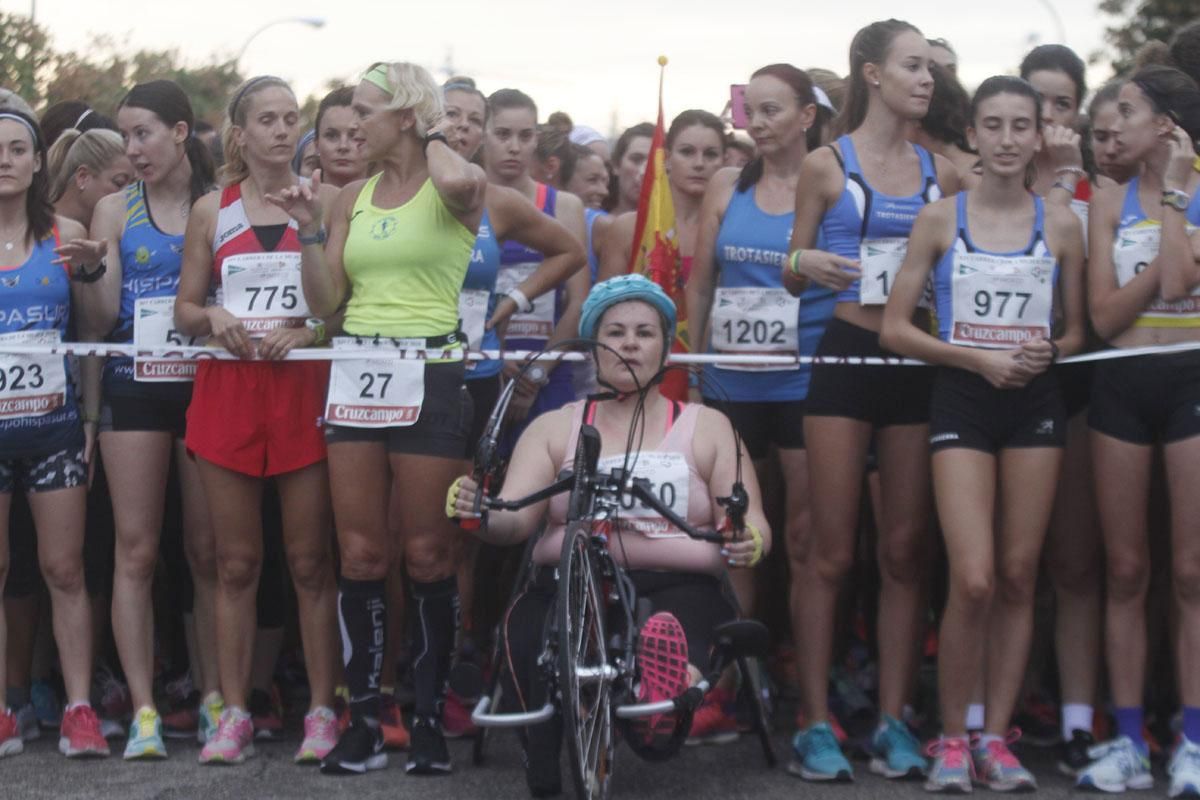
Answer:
578;274;677;341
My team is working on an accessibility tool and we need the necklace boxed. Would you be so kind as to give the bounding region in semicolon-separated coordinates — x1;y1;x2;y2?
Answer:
0;225;25;251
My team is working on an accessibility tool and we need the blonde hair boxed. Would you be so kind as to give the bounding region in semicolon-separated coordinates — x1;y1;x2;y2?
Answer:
365;62;443;137
47;128;126;202
219;75;296;186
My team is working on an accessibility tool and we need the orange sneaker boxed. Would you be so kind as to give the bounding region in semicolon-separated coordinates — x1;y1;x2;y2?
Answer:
380;695;410;750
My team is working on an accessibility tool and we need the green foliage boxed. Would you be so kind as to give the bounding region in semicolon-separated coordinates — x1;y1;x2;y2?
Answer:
0;13;52;101
1100;0;1199;74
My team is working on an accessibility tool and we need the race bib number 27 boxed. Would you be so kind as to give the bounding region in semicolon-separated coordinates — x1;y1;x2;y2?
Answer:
325;338;426;429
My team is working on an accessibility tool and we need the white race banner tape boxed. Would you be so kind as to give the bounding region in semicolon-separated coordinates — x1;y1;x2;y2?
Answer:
2;341;1200;366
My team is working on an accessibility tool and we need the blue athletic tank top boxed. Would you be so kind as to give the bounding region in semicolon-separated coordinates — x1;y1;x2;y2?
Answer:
820;135;940;304
104;182;186;394
0;228;82;458
585;207;605;283
701;182;836;403
933;192;1057;344
463;208;502;380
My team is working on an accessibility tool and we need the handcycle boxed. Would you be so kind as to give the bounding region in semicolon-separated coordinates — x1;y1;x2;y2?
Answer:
460;354;777;799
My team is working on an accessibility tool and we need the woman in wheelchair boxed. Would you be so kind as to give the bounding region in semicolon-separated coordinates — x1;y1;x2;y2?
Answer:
448;275;770;796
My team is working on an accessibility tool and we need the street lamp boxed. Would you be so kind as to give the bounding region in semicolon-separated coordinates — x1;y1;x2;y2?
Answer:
237;17;327;67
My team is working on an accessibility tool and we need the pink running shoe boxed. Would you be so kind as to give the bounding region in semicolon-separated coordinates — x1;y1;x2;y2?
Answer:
0;708;24;758
634;612;690;743
59;704;109;758
198;709;255;765
295;707;338;764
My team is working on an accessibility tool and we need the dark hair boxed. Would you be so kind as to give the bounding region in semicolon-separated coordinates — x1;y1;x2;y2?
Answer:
927;37;956;56
970;75;1043;127
604;122;654;211
536;123;576;187
546;111;573;133
487;88;537;121
119;80;215;203
738;64;818;191
561;143;600;186
835;19;924;136
194;120;215;135
1170;20;1200;86
40;100;91;147
665;109;724;151
315;86;354;135
0;110;54;243
1130;64;1200;146
1019;44;1088;105
920;63;973;152
1087;80;1123;120
443;76;489;124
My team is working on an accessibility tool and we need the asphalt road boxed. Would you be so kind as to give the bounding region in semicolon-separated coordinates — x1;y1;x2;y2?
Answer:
3;723;1108;799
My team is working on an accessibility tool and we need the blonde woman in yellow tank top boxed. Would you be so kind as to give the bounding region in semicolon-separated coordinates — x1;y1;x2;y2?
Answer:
267;61;487;776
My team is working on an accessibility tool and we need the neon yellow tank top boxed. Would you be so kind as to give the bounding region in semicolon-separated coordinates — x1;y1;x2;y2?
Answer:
342;175;476;338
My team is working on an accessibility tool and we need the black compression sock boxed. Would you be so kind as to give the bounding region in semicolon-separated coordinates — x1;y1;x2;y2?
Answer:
409;575;459;719
338;577;386;725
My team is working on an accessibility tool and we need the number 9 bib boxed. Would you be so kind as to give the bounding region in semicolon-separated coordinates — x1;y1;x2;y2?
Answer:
1114;225;1200;324
325;337;426;429
710;287;800;372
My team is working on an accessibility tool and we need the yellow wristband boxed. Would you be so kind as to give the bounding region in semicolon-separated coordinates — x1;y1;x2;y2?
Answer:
746;522;764;567
788;250;804;277
445;476;464;519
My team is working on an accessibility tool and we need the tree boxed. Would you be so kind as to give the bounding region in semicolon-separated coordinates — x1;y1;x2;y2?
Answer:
1099;0;1198;74
0;12;52;102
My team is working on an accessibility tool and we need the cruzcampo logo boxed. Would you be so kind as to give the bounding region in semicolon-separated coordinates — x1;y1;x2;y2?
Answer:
227;265;244;276
136;246;151;265
140;307;155;318
371;217;398;240
866;245;886;257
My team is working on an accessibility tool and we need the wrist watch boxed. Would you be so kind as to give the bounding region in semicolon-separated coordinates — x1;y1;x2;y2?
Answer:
1163;189;1191;212
305;317;326;345
526;365;548;385
298;226;327;246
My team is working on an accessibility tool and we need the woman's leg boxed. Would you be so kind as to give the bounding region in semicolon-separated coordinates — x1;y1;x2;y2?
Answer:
195;459;264;712
274;461;337;710
984;447;1063;735
101;431;173;713
796;415;872;725
1164;436;1200;712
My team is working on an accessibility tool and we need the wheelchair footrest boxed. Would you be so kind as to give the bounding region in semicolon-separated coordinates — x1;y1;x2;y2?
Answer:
614;681;709;719
471;696;555;727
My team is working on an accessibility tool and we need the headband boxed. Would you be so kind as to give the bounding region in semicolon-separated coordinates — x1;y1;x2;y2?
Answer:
0;112;39;146
292;129;316;174
229;75;284;121
443;81;477;94
363;63;393;97
813;86;837;114
73;108;93;129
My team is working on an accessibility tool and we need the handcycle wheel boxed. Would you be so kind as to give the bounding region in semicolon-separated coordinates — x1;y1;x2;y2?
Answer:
557;523;614;800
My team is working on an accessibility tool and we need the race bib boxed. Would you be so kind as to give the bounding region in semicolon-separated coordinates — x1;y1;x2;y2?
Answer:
495;262;554;341
949;251;1055;348
600;451;690;539
458;289;490;352
133;296;205;382
0;330;67;420
1114;225;1200;320
860;237;932;308
220;252;309;334
1070;199;1089;258
325;337;425;429
710;287;799;372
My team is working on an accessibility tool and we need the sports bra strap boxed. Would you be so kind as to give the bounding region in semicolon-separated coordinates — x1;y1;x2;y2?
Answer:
582;398;684;432
827;143;845;174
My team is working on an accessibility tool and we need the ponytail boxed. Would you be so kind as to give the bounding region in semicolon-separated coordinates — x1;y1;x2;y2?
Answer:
184;134;216;203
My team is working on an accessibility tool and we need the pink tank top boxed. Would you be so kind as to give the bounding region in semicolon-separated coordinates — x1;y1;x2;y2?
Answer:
532;399;722;575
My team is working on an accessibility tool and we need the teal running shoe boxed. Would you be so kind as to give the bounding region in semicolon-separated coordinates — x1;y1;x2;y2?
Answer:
789;722;853;782
871;714;928;779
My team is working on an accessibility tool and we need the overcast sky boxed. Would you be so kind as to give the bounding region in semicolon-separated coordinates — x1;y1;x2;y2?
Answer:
5;0;1123;134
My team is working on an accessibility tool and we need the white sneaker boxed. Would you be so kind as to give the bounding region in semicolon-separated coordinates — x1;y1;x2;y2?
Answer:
1076;736;1154;793
1169;737;1200;798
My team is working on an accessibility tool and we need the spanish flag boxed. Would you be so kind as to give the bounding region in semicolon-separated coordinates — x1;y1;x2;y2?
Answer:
629;56;688;401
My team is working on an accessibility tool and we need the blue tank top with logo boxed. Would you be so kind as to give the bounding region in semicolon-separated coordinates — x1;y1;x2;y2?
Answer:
701;182;835;403
0;228;82;458
463;208;502;380
585;207;605;283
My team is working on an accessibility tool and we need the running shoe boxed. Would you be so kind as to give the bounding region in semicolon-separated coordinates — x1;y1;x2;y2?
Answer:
1012;693;1060;748
441;689;478;739
685;687;739;746
198;708;254;765
334;687;350;735
197;691;223;745
14;703;39;741
0;708;24;758
162;690;200;739
92;664;132;722
1076;736;1153;792
249;686;284;741
870;713;927;779
633;612;690;744
294;706;338;764
1058;728;1096;777
795;707;850;743
406;715;452;775
972;732;1036;791
59;704;110;758
789;722;853;782
320;719;387;775
30;680;61;729
380;694;410;750
1169;737;1200;798
925;736;973;793
123;707;167;760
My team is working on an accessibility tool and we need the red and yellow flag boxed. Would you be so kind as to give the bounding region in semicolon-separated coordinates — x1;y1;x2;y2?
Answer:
628;56;688;400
